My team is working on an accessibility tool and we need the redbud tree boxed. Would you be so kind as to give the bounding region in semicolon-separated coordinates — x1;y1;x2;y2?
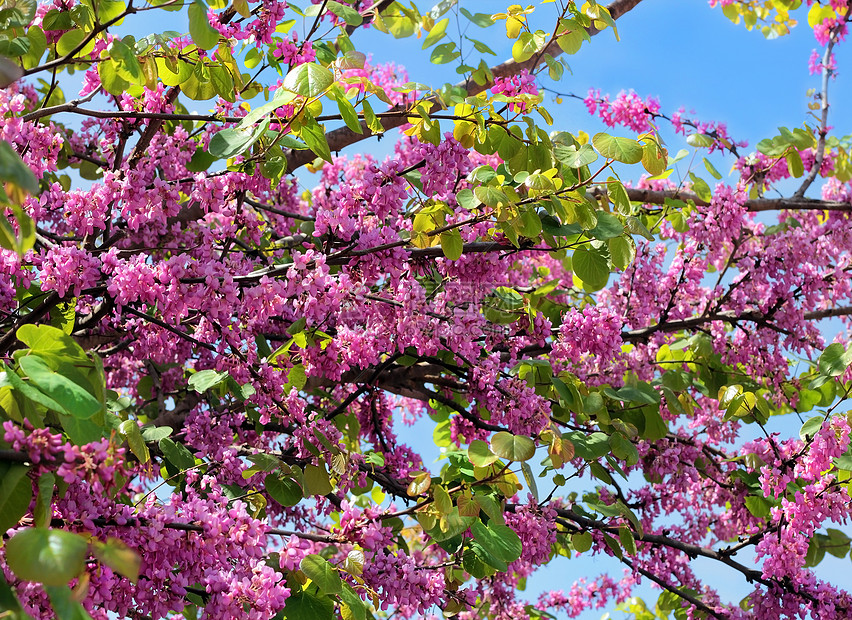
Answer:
1;0;852;617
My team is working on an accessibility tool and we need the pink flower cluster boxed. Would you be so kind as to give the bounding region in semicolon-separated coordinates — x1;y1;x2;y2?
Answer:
538;571;637;618
341;59;410;106
209;0;289;45
361;550;445;616
809;48;838;76
584;89;660;133
491;70;539;113
38;245;102;298
552;305;623;366
273;32;317;66
505;499;557;567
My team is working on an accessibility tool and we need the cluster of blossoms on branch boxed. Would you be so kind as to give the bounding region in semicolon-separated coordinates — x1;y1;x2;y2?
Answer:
1;0;852;619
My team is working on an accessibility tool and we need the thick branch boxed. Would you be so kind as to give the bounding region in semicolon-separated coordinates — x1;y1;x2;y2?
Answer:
58;517;340;543
606;187;852;213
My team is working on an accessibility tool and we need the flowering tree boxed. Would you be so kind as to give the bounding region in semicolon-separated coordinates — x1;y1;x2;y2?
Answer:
2;0;852;617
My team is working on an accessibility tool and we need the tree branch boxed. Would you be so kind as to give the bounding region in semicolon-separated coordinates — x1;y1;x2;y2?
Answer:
601;187;852;213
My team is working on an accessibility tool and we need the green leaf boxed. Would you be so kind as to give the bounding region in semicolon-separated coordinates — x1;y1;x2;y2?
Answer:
188;369;228;392
745;495;772;520
469;37;496;55
608;236;635;270
91;537;140;582
18;355;101;419
0;205;34;255
407;471;431;496
490;431;535;462
0;463;32;533
119;420;150;463
433;484;453;514
154;57;192;87
592;133;643;164
98;59;130;96
299;115;333;163
140;425;172;442
619;526;637;555
425;507;475;543
572;531;593;552
543;53;563;80
6;528;88;586
520;461;538;501
158;437;196;470
188;1;219;50
55;30;93;58
642;407;668;441
430;42;460;64
688;173;712;202
208;121;269;159
300;554;342;594
511;31;546;62
703;157;723;180
459;7;494;27
474;186;508;207
624;215;654;240
265;473;302;507
209;65;235;102
440;228;463;260
456;187;480;210
0;140;38;194
556;19;588;53
45;585;94;620
283;363;307;392
282;588;335;620
303;463;333;496
33;472;54;529
108;39;143;84
339;583;366;620
326;0;362;25
422;17;449;48
554;143;598;169
786;150;804;178
589;211;624;240
565;431;611;460
571;246;609;290
361;99;383;134
59;413;104;446
49;299;76;335
0;0;36;29
282;62;334;98
0;35;30;58
97;0;126;22
800;415;825;441
17;325;87;361
471;519;522;563
686;133;714;148
609;432;639;466
642;142;668;176
468;439;499;467
334;91;363;134
818;343;852;377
